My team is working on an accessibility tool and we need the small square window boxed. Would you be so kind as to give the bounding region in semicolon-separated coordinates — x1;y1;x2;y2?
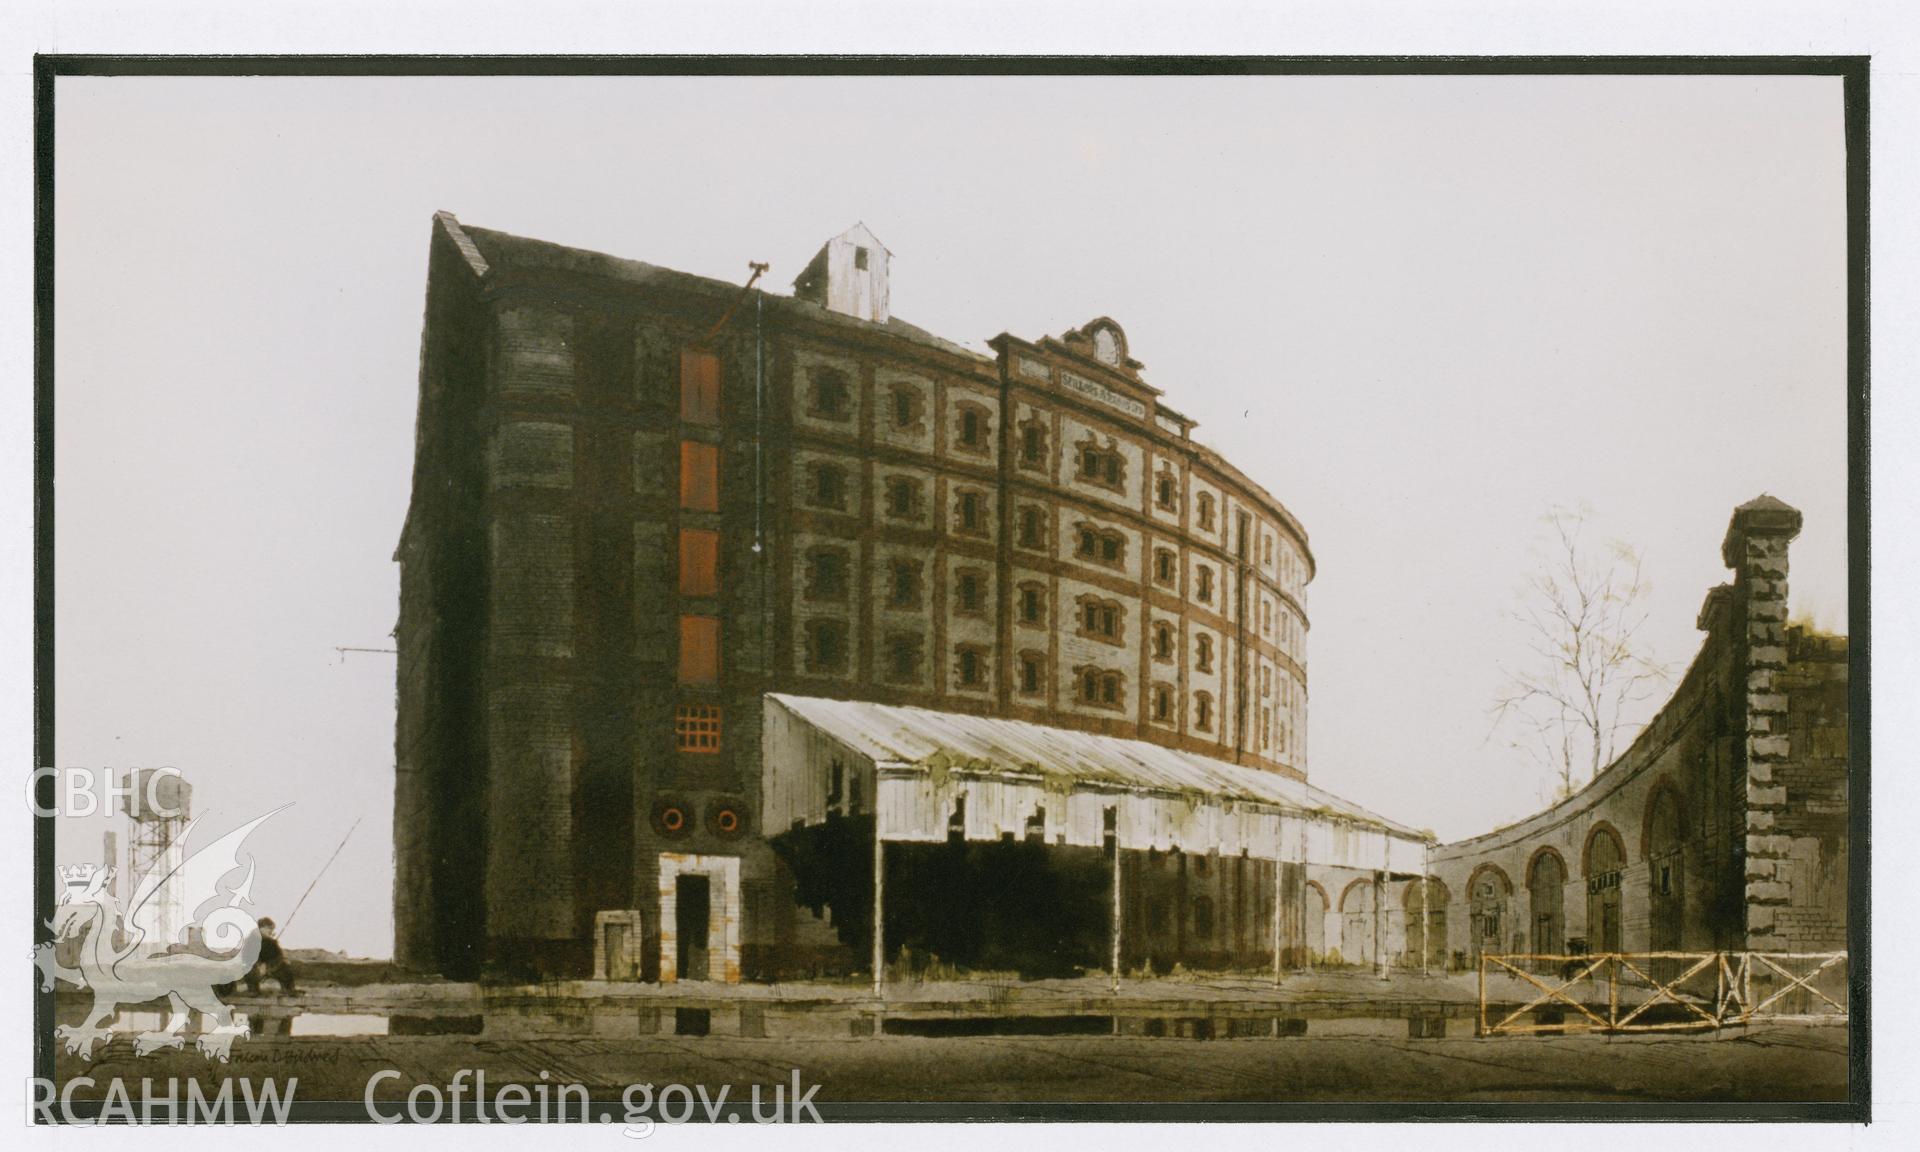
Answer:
675;703;723;753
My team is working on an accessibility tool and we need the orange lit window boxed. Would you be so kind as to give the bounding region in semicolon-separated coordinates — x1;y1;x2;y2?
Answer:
681;349;720;424
679;615;721;684
680;441;719;511
675;704;722;753
679;529;719;597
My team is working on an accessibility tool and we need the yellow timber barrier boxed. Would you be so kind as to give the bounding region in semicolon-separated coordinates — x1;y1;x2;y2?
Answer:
1476;951;1848;1036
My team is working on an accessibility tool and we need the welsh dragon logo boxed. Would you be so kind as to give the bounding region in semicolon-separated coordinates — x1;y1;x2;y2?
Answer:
36;808;283;1062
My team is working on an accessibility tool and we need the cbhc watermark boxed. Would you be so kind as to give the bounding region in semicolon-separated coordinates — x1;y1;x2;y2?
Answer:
27;767;185;818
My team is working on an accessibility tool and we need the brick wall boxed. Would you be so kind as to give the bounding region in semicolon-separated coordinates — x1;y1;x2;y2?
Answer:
1425;497;1849;967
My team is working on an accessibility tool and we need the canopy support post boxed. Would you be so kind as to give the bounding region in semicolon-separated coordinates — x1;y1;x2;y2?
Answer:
1420;843;1432;977
1110;831;1123;993
872;820;885;998
1374;869;1390;981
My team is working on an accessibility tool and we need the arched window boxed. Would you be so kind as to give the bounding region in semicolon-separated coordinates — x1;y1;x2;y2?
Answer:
1076;436;1126;490
1075;666;1125;710
887;558;921;607
1467;865;1512;960
883;475;920;519
954;567;988;614
889;384;923;429
1017;504;1046;549
1077;595;1124;644
955;645;988;689
1017;582;1046;626
1018;418;1048;469
1074;523;1126;569
1017;652;1046;696
954;487;988;535
1527;848;1567;958
954;402;991;453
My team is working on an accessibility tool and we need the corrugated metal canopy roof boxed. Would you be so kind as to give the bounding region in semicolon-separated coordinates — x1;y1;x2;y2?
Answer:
766;694;1428;841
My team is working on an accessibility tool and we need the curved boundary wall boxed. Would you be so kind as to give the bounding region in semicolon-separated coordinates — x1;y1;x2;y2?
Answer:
1409;497;1848;967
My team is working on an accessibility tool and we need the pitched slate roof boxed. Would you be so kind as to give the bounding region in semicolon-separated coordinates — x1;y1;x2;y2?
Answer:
438;213;985;363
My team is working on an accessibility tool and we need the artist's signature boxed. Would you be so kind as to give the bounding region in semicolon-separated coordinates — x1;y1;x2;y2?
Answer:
229;1050;347;1065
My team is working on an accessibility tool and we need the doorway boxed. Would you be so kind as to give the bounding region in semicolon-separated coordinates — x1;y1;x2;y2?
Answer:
676;873;712;982
604;921;632;980
1528;850;1566;960
1585;826;1625;953
658;852;742;984
1646;787;1685;954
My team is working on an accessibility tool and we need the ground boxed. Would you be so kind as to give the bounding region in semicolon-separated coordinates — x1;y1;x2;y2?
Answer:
49;970;1851;1110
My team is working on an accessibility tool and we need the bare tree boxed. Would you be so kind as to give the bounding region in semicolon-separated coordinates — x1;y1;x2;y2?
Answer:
1492;505;1671;802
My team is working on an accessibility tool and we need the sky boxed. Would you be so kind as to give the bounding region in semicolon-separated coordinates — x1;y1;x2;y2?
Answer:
52;74;1848;959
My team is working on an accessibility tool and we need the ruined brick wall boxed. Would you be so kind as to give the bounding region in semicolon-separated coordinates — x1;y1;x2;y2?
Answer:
1752;627;1849;950
1426;497;1847;965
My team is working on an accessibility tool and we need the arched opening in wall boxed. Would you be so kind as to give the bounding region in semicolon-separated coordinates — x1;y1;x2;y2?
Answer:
1401;877;1449;971
1303;881;1328;966
1583;824;1626;954
1467;865;1512;962
1527;847;1568;965
1338;878;1374;969
1644;782;1687;964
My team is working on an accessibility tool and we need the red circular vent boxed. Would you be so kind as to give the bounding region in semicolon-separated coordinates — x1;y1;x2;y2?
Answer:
653;799;692;837
708;802;748;838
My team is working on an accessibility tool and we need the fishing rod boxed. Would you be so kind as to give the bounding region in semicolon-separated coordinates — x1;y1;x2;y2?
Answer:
279;815;362;937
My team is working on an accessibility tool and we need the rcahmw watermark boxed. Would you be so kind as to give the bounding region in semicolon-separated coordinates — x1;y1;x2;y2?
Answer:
27;1076;297;1125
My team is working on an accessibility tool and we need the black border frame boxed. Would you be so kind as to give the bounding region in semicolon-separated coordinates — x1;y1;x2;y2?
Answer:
30;54;1871;1124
